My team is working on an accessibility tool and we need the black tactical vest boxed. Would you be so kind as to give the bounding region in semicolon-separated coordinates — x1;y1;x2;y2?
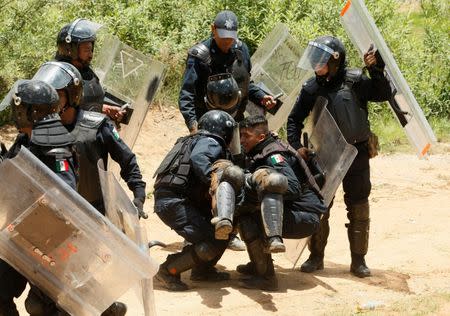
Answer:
80;69;105;112
70;110;107;203
306;69;371;144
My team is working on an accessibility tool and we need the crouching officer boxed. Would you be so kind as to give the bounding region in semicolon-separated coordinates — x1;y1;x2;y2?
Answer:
153;110;243;291
0;79;77;316
236;115;327;290
32;60;145;315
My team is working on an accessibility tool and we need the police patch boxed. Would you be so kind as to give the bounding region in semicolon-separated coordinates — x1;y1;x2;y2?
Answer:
270;154;285;165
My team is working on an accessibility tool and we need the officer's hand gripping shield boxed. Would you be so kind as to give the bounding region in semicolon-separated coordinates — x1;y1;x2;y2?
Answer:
98;159;157;316
340;0;436;158
247;23;311;131
92;33;167;149
0;147;154;316
284;97;357;268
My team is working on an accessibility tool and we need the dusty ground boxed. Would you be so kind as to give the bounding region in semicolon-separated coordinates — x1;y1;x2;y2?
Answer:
2;106;450;315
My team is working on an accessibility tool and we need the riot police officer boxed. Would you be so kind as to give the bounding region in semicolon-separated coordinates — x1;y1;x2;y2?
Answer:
153;110;244;291
0;79;76;316
55;18;125;120
287;36;392;277
179;10;276;134
236;115;327;290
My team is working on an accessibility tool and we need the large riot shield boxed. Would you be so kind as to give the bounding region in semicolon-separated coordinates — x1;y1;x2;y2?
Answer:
93;33;166;149
284;97;358;268
248;23;311;131
340;0;436;158
0;147;154;316
98;159;157;316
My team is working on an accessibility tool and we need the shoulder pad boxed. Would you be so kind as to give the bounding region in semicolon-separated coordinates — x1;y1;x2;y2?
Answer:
345;68;363;85
78;110;107;129
302;76;319;94
188;43;211;65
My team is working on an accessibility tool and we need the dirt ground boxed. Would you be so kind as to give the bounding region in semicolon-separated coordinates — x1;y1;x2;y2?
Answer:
2;106;450;315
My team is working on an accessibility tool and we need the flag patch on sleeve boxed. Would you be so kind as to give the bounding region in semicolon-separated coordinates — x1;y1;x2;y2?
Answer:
270;154;285;164
55;159;69;172
112;126;120;140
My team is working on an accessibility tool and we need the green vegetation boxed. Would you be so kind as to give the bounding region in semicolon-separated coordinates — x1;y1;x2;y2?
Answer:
1;0;448;144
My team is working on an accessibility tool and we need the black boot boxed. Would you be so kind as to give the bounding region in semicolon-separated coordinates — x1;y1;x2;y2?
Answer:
300;254;324;273
236;261;256;275
154;250;196;291
190;265;230;281
101;302;127;316
0;298;19;316
300;212;329;273
351;253;371;278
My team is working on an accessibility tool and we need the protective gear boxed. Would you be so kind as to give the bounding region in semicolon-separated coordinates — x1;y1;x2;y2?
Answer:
154;261;189;292
80;70;105;112
71;110;107;205
351;253;371;278
56;18;102;62
100;302;127;316
133;197;148;219
190;265;230;282
298;35;346;79
231;49;250;107
261;193;285;253
300;212;330;273
10;80;59;129
31;116;75;147
205;73;241;113
187;42;211;65
198;110;237;146
33;61;83;109
251;168;289;195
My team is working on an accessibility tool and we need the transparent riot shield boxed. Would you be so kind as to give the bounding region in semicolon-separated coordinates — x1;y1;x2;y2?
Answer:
0;147;154;316
284;97;358;268
98;159;157;316
248;23;312;131
93;33;167;149
340;0;436;158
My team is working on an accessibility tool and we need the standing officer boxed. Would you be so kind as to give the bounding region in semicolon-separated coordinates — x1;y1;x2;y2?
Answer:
55;18;125;120
179;10;276;133
236;115;327;290
0;79;77;316
153;110;244;291
287;36;392;277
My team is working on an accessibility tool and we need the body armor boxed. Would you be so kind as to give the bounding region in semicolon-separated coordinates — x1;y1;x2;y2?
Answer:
305;69;370;144
70;110;107;203
80;69;105;112
30;115;75;147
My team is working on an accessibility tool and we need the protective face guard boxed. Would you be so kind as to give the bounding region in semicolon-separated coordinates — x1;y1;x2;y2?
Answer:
0;80;23;111
65;18;102;43
228;126;241;156
0;147;154;316
205;73;241;112
297;41;335;71
33;62;81;91
98;159;157;316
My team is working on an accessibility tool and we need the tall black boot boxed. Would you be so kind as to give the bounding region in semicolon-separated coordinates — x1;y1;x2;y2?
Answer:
154;249;196;291
300;211;330;272
347;202;371;278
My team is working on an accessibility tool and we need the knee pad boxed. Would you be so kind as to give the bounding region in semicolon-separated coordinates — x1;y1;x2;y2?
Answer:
252;168;288;195
347;202;370;221
221;165;244;192
194;241;223;262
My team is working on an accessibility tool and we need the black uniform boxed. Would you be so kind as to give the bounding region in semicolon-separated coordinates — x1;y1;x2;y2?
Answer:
179;37;266;128
0;130;77;315
244;134;327;238
68;109;146;213
286;66;391;274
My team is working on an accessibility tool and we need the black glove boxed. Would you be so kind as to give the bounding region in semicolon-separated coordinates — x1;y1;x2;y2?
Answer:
133;197;148;219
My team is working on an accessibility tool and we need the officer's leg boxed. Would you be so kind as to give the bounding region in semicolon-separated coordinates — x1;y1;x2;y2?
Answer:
25;286;70;316
0;260;27;316
210;160;244;240
236;214;278;291
252;168;288;253
343;145;371;278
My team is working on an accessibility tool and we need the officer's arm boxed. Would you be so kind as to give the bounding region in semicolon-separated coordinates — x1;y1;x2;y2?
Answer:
287;89;314;150
179;57;200;132
267;155;302;200
100;121;146;201
190;138;224;185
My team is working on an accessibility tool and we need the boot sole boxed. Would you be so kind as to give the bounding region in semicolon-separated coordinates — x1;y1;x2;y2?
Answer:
154;273;189;291
215;222;233;240
300;263;324;273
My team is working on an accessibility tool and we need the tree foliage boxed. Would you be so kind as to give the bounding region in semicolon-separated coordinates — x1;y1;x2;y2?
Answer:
0;0;448;125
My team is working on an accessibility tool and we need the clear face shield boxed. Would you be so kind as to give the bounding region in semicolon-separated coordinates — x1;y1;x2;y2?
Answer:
33;62;81;90
297;41;337;72
229;125;241;156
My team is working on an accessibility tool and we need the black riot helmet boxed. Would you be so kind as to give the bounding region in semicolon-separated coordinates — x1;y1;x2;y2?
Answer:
198;110;237;146
205;73;241;114
298;35;346;79
56;18;102;62
10;80;60;129
33;61;83;109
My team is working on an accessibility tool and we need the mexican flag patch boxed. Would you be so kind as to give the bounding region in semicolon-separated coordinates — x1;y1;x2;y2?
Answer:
112;126;120;140
56;159;69;172
270;154;285;165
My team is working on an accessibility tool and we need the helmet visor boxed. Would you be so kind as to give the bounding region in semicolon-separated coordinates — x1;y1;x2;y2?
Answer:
229;125;241;155
297;41;335;71
0;80;25;111
65;18;103;43
33;62;80;90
